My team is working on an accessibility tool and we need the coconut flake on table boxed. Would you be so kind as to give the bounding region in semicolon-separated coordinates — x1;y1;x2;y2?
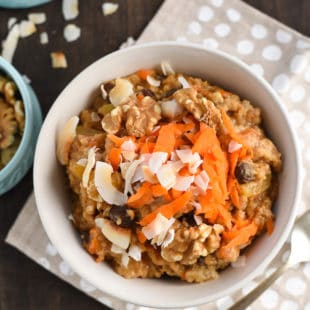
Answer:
231;255;246;268
40;32;49;44
160;61;175;75
109;78;134;106
62;0;79;20
156;164;177;189
119;36;136;49
178;75;191;88
128;245;141;261
148;152;168;174
50;52;68;69
142;213;175;245
228;140;242;153
102;2;119;16
7;17;17;29
63;23;81;42
28;13;46;24
82;147;96;188
1;24;20;63
194;170;210;193
173;175;194;191
161;99;184;120
94;161;127;206
19;20;37;38
22;74;31;84
146;75;161;87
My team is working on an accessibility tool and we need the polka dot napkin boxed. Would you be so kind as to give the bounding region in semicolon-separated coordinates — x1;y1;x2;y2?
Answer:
6;0;310;309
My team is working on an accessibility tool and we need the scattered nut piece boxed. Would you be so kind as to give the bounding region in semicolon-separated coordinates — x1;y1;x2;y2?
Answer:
62;0;79;20
19;20;37;38
1;24;20;63
28;13;47;24
63;24;81;42
7;17;17;29
40;32;49;45
102;2;119;16
50;52;68;69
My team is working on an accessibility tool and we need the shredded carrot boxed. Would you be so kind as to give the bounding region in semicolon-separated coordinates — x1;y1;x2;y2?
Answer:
137;230;147;243
154;123;176;153
227;178;241;209
137;69;155;80
139;191;192;226
266;218;274;235
108;147;122;170
217;204;232;229
107;133;133;147
199;194;219;223
127;182;154;208
152;184;168;197
137;93;144;101
87;235;101;254
232;217;250;228
170;188;183;199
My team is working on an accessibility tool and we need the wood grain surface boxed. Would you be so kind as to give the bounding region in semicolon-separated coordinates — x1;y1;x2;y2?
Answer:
0;1;308;309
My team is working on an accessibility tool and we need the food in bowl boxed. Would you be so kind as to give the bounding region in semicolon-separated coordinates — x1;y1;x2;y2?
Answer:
57;62;282;283
0;73;25;170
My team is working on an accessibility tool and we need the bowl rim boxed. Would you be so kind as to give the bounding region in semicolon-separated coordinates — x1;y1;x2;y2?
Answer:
34;41;302;308
0;56;33;182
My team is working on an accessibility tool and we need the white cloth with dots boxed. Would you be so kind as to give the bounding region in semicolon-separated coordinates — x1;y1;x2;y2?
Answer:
6;0;310;309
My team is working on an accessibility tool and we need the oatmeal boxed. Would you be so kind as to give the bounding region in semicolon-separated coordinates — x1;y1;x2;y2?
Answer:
57;63;281;283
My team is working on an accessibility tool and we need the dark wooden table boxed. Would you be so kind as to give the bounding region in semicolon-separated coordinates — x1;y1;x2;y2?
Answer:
0;1;308;309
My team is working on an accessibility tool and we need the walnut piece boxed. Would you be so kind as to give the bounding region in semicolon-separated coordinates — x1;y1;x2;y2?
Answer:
0;100;17;149
174;88;223;131
101;106;123;134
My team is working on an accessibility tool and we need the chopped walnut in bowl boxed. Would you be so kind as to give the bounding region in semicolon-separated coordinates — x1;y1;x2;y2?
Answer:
57;62;282;283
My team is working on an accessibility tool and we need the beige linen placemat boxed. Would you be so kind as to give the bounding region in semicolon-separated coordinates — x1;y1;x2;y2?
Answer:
6;0;310;309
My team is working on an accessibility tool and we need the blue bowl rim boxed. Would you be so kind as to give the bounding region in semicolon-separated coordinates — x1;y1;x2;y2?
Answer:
0;57;34;181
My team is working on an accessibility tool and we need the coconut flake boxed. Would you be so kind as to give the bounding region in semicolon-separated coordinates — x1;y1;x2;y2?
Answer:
176;149;202;174
94;161;127;206
121;139;137;152
142;213;175;243
22;75;31;84
62;0;79;20
123;158;144;194
119;36;135;49
95;217;105;229
173;175;194;191
111;243;124;254
146;75;161;87
100;84;107;99
175;149;193;163
162;228;175;248
76;158;88;166
100;218;131;249
149;152;168;174
160;61;175;75
1;24;20;63
178;75;191;88
166;160;184;172
121;253;129;267
194;170;210;193
231;255;246;268
228;140;242;153
56;116;79;165
50;52;68;69
8;17;17;29
128;245;141;261
142;166;158;184
63;23;81;42
40;32;49;44
109;78;134;106
19;20;36;38
120;162;131;178
102;2;119;16
28;13;46;24
161;99;184;120
156;164;176;189
82;147;96;188
188;153;203;174
131;153;151;183
193;214;203;225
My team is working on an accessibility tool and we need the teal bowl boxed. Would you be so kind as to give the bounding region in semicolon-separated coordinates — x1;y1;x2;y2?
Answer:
0;0;50;8
0;57;42;195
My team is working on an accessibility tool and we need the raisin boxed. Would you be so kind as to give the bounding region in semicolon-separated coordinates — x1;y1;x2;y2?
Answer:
235;161;255;184
141;88;156;99
164;87;180;98
109;206;135;228
180;211;197;227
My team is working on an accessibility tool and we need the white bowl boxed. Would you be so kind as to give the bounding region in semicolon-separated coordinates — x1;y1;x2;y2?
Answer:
34;42;302;308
